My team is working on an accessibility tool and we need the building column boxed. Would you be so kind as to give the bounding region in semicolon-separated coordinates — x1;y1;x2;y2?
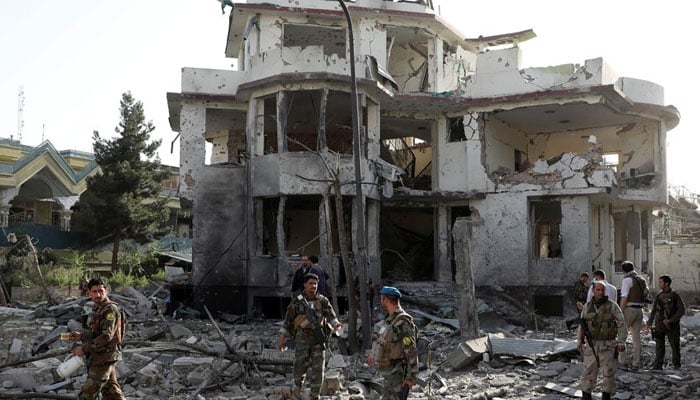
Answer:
0;205;10;228
60;210;73;231
626;206;642;267
435;204;452;282
179;103;207;202
0;187;19;227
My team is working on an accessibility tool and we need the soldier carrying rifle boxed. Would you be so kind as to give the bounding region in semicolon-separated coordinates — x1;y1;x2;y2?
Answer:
577;281;627;400
279;273;342;400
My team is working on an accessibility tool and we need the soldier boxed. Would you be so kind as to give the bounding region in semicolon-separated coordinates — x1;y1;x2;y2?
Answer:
68;278;125;400
566;272;590;330
645;275;685;369
279;273;342;399
366;286;418;399
577;282;627;400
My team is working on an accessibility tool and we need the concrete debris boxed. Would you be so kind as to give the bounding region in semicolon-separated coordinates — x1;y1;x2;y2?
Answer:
0;281;699;399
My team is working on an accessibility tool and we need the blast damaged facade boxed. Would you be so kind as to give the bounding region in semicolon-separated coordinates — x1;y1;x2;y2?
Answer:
167;0;679;315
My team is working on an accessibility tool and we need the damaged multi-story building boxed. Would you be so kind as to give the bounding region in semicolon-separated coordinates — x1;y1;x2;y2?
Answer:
167;0;679;316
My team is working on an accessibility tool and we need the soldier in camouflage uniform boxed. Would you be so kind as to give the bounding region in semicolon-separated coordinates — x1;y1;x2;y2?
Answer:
279;273;342;399
566;272;590;330
646;275;685;369
68;278;125;400
577;282;627;400
367;286;418;399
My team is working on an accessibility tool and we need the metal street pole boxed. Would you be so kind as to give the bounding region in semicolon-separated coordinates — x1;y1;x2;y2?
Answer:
337;0;372;351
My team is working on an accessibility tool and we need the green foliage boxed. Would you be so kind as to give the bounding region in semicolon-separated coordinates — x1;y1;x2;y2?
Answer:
149;269;167;282
61;250;87;269
118;247;159;277
109;269;148;288
41;265;84;287
80;92;172;268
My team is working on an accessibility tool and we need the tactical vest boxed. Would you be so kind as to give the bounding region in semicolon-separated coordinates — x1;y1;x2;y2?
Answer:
374;310;417;369
290;295;327;343
583;301;617;341
627;275;646;303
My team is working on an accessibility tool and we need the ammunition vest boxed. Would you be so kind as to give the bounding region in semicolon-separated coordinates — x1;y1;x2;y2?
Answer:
373;310;417;370
290;295;327;343
626;274;647;303
583;301;617;341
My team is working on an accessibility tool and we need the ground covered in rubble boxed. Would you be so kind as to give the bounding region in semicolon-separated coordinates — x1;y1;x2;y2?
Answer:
1;282;699;399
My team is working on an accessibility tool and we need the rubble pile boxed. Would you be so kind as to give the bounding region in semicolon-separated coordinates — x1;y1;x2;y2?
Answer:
1;282;698;399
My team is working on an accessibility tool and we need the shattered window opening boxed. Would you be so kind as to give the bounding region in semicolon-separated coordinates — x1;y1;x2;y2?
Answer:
531;200;563;259
283;24;346;58
447;116;465;142
602;153;619;172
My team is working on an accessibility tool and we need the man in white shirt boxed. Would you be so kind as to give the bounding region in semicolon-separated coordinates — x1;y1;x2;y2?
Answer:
619;261;647;370
584;270;618;304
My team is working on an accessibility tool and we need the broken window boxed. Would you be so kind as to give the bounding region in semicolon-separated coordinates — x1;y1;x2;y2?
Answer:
447;116;465;142
324;91;354;154
531;200;562;259
283;90;355;154
514;149;528;172
602;153;619;172
286;91;321;152
283;24;346;57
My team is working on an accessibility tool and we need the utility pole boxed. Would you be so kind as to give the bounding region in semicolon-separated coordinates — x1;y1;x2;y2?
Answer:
336;0;372;351
17;86;25;143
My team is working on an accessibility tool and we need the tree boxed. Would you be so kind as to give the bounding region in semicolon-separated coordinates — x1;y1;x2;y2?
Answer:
83;92;171;271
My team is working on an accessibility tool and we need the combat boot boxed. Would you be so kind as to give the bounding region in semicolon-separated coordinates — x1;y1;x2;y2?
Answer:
582;392;592;400
602;393;612;400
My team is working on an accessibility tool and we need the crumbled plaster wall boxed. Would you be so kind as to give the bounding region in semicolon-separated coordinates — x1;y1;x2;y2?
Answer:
441;46;475;92
437;113;489;192
209;131;229;165
466;194;592;287
485;117;527;173
181;68;244;96
389;43;428;93
250;153;381;199
359;19;387;68
461;46;617;98
654;244;700;297
179;104;207;202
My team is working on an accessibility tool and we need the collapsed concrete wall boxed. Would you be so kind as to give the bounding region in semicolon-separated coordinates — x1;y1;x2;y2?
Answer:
654;243;700;302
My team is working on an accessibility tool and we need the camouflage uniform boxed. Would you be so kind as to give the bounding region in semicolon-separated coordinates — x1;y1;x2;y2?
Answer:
281;292;339;399
579;297;627;395
573;279;588;304
371;307;418;399
78;300;125;400
648;289;685;369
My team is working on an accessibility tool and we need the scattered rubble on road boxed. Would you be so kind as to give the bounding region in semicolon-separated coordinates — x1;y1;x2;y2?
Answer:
1;281;698;399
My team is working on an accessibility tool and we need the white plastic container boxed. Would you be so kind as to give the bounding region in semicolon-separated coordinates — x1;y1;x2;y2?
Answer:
56;355;85;378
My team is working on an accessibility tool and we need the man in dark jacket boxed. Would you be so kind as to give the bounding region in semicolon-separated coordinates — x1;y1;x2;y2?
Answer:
646;275;685;369
68;278;125;400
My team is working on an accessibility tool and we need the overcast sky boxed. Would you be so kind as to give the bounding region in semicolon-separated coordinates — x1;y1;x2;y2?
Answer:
0;0;697;193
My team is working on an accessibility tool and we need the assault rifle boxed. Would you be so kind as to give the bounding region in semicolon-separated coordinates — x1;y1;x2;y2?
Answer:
299;295;330;351
399;384;409;400
579;316;600;366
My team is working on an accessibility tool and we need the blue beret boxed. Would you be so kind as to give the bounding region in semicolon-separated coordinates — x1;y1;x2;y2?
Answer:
380;286;401;298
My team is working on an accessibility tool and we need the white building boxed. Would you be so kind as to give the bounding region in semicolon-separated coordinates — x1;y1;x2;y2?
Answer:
167;0;679;316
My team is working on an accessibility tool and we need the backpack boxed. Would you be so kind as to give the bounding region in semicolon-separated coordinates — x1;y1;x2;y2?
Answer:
633;276;653;304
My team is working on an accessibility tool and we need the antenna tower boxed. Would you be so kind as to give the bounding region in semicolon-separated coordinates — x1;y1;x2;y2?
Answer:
17;86;25;143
